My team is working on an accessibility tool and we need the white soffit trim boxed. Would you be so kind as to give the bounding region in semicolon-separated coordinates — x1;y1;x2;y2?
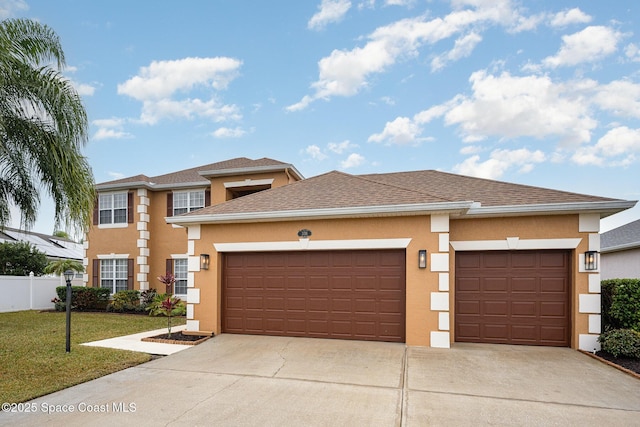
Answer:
450;238;582;251
168;201;474;225
466;200;636;218
224;178;274;188
214;238;412;252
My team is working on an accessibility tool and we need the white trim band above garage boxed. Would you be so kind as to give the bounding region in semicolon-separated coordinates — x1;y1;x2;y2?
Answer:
224;178;274;188
450;237;582;251
214;238;412;252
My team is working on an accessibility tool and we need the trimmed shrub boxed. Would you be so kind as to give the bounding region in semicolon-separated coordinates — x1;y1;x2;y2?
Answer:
599;329;640;359
55;286;110;311
108;290;141;312
601;279;640;332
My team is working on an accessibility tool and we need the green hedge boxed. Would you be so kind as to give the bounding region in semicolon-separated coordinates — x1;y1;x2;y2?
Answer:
599;329;640;358
601;279;640;332
55;286;111;311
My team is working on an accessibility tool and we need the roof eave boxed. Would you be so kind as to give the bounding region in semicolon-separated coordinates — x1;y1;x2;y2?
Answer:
601;242;640;253
198;164;304;180
166;201;475;225
465;200;637;219
97;181;210;191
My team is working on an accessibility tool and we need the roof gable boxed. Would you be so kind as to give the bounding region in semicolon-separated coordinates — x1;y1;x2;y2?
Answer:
96;157;299;190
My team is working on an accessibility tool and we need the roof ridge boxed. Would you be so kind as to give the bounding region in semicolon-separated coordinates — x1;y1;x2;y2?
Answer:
356;171;456;202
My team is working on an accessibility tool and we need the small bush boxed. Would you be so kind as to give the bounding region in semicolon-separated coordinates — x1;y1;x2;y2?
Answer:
599;329;640;359
140;288;158;308
108;290;141;312
601;279;640;332
55;286;111;311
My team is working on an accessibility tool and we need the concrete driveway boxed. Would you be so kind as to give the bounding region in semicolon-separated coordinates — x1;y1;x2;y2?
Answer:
2;335;639;426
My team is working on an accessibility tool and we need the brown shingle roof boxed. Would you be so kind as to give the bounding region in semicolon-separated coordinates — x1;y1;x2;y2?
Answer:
179;169;624;220
185;171;455;216
97;157;295;189
359;170;616;207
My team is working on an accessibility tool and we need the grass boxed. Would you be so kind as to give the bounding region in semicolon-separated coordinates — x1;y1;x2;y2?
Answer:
0;310;186;404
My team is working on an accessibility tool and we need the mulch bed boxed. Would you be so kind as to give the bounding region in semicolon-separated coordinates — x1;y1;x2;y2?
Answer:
141;332;212;345
581;350;640;379
595;351;640;376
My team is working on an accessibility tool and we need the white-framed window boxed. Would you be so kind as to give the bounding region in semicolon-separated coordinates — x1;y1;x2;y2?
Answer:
173;258;188;295
99;192;128;225
173;190;205;215
100;259;128;293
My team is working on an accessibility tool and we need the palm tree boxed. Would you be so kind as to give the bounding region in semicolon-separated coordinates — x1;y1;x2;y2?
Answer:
0;18;95;234
43;258;84;276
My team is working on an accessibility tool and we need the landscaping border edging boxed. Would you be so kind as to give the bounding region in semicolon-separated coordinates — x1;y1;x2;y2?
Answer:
579;350;640;380
141;335;211;346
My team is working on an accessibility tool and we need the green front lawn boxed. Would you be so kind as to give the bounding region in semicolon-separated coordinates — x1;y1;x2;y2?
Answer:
0;310;186;404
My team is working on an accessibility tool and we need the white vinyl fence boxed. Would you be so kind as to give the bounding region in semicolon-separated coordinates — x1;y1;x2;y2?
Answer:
0;274;84;312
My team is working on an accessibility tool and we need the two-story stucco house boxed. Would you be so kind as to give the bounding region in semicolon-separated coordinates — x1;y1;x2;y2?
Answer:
86;157;636;351
84;157;302;298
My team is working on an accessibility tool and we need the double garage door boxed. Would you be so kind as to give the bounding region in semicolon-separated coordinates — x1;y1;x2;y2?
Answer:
222;250;406;342
455;250;571;347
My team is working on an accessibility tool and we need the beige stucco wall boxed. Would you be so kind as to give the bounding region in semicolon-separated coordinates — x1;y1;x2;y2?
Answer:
191;215;439;346
188;213;597;349
208;171;295;205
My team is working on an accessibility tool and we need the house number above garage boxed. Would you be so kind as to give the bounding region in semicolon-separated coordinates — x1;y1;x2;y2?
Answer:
297;229;312;238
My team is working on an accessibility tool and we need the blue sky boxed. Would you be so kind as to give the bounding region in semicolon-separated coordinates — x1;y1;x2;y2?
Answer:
3;0;639;234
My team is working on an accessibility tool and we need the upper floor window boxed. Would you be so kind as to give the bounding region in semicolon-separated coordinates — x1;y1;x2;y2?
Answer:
173;190;205;215
93;192;133;225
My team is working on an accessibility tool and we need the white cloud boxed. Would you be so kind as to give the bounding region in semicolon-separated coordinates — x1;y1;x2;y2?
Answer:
572;126;640;166
549;8;592;28
92;117;132;140
443;71;597;145
93;128;132;141
453;148;546;179
341;153;365;169
542;26;622;68
72;81;96;96
0;0;28;19
308;0;352;30
328;140;358;153
138;98;241;125
368;116;423;145
593;80;640;118
431;32;482;72
289;1;532;110
305;145;328;160
625;43;640;62
117;57;243;125
384;0;414;6
211;127;246;138
118;57;241;100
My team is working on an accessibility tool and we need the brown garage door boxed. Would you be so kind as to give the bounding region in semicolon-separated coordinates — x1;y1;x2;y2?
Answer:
455;250;570;347
223;250;406;342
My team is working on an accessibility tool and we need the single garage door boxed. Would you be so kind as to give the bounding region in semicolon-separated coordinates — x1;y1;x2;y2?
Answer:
455;250;571;347
223;250;406;342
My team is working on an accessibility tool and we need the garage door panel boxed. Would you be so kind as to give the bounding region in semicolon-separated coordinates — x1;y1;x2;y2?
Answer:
223;250;406;342
456;250;570;347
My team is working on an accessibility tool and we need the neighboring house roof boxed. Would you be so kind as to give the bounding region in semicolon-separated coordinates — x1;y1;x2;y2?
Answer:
601;219;640;253
96;157;303;191
0;228;83;261
168;169;636;225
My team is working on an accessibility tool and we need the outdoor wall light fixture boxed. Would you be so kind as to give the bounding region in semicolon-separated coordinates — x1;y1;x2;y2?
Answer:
418;250;427;269
584;251;598;271
200;254;210;270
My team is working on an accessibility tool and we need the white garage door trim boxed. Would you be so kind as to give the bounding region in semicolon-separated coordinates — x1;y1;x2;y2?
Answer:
214;238;412;252
450;237;581;251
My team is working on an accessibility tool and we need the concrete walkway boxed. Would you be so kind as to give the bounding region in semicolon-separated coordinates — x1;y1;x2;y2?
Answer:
2;335;639;426
81;324;191;355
